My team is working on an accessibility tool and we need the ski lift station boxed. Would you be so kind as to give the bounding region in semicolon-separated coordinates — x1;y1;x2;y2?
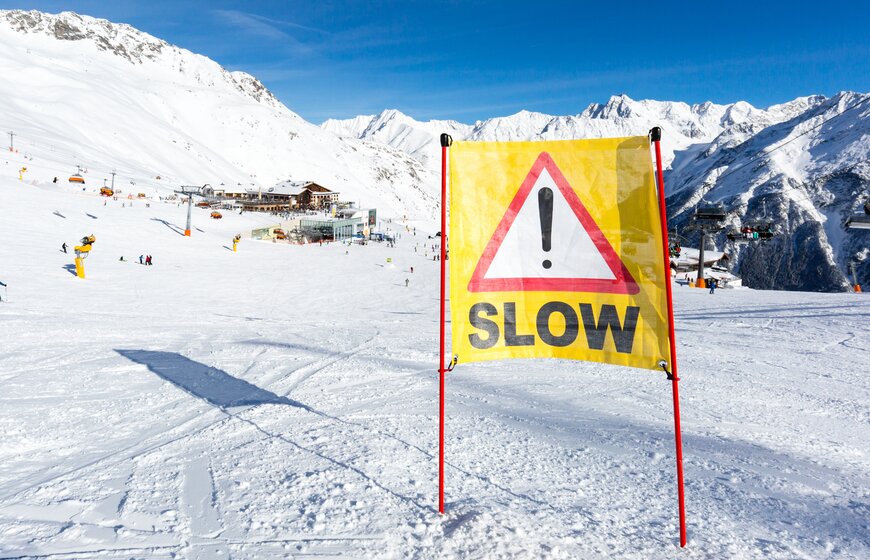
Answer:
299;208;377;242
251;208;377;243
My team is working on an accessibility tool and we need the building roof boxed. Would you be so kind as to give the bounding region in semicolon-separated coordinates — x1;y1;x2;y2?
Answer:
270;180;313;196
219;184;250;194
271;180;338;196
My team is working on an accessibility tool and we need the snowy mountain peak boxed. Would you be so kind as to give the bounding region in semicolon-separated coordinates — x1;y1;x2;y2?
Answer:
1;10;168;64
0;9;283;110
582;94;636;119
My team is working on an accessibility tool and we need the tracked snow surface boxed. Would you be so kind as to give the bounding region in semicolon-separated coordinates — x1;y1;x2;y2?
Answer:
1;168;869;558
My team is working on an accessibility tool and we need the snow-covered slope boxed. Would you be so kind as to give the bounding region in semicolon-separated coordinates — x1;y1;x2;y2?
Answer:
0;10;436;221
322;94;869;292
2;167;869;559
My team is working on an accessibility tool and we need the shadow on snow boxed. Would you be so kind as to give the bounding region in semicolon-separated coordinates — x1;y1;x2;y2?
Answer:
115;349;305;409
150;217;185;236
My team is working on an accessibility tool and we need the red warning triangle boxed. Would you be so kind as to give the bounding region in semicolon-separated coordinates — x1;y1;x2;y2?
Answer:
468;152;639;294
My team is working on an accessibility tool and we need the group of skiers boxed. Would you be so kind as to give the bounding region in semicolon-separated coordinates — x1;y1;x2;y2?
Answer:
138;255;153;265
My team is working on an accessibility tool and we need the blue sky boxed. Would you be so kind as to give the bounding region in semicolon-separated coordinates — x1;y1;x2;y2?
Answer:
5;1;870;123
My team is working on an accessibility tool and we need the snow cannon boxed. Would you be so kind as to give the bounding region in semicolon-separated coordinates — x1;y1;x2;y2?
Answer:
73;235;96;279
232;234;241;252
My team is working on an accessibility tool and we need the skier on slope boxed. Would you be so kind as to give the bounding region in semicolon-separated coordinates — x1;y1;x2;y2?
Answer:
61;242;67;254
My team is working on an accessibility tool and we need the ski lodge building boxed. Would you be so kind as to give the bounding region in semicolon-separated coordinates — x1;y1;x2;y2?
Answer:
214;180;340;212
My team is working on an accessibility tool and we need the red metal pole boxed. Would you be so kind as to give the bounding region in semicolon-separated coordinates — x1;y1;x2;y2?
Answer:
438;133;451;515
650;127;687;547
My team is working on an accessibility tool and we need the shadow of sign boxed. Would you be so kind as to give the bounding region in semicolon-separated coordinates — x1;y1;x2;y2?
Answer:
115;349;307;409
116;348;431;512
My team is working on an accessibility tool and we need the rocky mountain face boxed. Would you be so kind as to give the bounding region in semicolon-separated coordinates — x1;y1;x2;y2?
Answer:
0;10;436;220
325;95;870;292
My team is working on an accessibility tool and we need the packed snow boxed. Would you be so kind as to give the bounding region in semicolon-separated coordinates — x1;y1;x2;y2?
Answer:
1;168;868;559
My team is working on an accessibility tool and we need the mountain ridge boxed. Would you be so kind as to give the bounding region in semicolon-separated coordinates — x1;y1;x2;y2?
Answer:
322;93;869;292
0;9;437;221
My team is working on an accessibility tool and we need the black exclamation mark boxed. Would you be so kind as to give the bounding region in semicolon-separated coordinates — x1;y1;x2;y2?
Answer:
538;187;553;269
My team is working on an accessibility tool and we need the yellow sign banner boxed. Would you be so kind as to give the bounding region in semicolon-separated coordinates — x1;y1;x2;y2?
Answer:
449;137;670;370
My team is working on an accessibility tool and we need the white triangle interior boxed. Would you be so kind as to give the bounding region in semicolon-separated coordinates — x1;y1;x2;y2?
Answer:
484;169;617;281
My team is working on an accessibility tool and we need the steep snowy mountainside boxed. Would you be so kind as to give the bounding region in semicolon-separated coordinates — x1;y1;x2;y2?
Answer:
323;109;472;170
0;10;436;221
2;10;285;109
666;91;870;292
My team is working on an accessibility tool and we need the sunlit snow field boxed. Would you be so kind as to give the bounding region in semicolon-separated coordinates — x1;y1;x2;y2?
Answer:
1;177;868;559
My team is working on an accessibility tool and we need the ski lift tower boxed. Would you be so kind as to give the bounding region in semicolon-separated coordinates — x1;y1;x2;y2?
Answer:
174;185;208;237
687;201;726;288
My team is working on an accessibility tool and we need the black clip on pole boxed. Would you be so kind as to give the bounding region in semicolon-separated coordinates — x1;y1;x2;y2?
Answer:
446;355;458;372
658;360;676;381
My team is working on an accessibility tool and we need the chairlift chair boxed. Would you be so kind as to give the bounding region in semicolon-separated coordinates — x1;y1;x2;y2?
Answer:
846;215;870;230
726;229;749;243
729;221;775;241
845;199;870;230
694;202;726;222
